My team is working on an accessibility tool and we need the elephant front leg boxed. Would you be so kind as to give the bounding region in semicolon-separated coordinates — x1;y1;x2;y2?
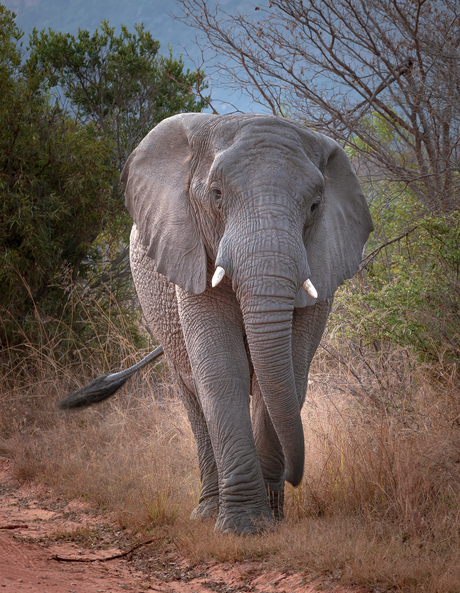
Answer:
251;376;285;520
176;375;219;520
177;286;274;535
206;377;273;534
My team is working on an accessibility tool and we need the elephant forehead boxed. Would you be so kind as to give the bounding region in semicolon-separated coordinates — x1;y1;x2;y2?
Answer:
207;116;303;157
208;142;324;196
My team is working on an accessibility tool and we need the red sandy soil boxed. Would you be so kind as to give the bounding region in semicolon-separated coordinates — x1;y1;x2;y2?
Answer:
0;457;368;593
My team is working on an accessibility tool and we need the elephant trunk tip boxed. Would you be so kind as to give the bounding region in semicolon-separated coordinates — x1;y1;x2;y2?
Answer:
284;435;305;487
285;461;304;488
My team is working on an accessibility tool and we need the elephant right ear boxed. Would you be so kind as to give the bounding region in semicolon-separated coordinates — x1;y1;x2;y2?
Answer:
121;113;212;294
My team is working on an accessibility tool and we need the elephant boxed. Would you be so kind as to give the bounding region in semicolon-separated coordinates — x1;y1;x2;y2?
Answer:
60;113;373;535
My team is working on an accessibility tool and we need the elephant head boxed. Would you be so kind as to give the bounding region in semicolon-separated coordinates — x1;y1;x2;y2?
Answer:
121;113;373;487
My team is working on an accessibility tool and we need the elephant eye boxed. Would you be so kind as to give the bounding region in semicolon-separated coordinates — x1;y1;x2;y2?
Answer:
211;187;223;208
304;198;322;234
310;199;322;214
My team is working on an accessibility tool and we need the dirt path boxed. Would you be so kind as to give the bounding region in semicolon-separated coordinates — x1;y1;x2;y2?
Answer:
0;458;368;593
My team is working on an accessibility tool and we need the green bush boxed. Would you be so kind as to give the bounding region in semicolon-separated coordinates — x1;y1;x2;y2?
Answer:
0;5;207;357
334;211;460;366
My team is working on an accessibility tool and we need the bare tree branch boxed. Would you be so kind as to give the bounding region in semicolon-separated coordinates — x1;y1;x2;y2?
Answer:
358;226;419;273
179;0;460;214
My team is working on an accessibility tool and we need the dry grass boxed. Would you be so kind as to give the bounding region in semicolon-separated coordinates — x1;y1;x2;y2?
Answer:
1;329;460;592
0;371;196;530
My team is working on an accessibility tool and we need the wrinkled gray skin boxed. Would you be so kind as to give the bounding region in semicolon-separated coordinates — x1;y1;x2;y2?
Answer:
122;113;373;535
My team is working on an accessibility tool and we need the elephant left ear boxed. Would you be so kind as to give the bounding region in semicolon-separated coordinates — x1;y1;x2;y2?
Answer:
304;139;374;303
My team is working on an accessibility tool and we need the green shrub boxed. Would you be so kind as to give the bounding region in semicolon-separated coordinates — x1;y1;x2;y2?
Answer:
334;212;460;366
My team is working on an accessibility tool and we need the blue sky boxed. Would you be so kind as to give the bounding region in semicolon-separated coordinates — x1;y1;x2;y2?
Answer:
3;0;266;114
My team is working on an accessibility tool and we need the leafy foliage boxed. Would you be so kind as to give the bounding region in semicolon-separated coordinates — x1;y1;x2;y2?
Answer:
334;209;460;365
0;5;206;354
0;6;117;345
326;112;460;367
24;17;208;302
27;21;208;169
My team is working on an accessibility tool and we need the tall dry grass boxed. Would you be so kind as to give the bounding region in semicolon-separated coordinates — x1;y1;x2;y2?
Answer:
1;307;459;592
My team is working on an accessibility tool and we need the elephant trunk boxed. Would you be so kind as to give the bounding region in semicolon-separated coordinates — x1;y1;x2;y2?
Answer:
215;196;310;486
237;272;305;487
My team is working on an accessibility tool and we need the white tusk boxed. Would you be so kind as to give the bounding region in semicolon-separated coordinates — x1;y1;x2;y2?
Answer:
302;278;318;299
212;266;226;288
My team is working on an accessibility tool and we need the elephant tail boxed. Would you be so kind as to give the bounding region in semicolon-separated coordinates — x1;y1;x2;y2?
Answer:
59;346;164;410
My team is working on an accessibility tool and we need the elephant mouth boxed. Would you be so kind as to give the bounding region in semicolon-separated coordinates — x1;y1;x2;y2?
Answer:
212;265;318;299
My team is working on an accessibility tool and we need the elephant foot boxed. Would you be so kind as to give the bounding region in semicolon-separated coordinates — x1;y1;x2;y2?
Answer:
190;495;219;521
214;507;275;535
